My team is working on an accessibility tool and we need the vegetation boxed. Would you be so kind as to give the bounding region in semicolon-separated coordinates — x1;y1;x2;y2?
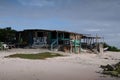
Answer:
0;27;16;43
103;43;120;52
0;42;3;50
100;62;120;77
5;52;64;59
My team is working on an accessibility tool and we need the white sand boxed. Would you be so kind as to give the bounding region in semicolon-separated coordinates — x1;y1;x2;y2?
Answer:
0;49;120;80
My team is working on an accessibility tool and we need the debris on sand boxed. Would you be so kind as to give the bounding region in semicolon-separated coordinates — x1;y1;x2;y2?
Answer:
100;62;120;77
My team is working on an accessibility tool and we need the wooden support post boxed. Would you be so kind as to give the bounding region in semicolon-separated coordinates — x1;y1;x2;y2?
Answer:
70;40;73;53
35;31;38;38
79;39;81;53
56;31;59;45
63;33;64;39
86;38;88;44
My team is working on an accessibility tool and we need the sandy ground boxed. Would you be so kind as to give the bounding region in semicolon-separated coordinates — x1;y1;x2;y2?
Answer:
0;48;120;80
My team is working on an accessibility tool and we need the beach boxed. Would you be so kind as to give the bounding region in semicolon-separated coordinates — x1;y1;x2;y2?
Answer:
0;49;120;80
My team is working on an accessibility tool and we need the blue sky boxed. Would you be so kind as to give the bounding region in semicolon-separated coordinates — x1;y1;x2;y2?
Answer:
0;0;120;48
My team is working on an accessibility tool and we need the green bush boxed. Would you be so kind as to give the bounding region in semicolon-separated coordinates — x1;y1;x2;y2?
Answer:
103;43;120;51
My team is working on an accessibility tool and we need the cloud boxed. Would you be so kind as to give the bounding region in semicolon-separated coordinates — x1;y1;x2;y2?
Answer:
84;28;101;32
105;33;120;37
18;0;55;7
1;0;120;48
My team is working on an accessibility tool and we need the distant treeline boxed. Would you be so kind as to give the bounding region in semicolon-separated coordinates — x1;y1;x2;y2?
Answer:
103;43;120;52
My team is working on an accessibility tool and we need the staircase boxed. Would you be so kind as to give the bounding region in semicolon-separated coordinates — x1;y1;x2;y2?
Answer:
50;39;59;51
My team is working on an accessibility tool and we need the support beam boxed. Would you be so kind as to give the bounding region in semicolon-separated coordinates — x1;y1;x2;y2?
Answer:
56;31;59;45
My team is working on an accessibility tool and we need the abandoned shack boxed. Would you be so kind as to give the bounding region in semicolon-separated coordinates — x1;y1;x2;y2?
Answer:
16;29;102;53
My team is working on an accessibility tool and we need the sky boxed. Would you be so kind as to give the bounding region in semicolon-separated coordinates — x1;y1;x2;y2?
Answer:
0;0;120;48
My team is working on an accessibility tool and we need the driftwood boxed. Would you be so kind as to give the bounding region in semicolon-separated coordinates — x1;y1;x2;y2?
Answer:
100;62;120;77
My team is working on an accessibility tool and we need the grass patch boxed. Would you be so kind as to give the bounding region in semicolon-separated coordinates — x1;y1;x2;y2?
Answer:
5;52;64;60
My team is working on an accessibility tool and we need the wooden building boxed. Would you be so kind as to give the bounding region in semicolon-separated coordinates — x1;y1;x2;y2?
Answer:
16;29;102;53
16;29;83;53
